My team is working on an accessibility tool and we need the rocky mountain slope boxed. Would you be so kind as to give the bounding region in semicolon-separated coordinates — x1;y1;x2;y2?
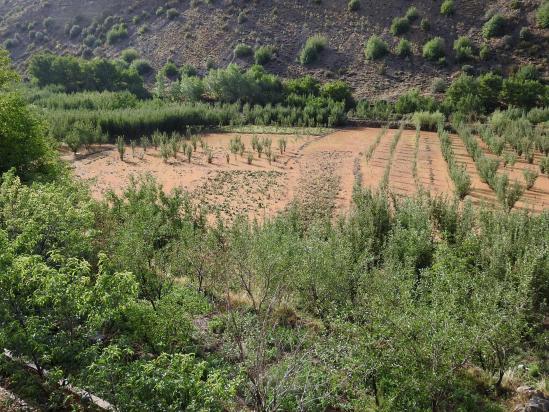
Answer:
0;0;547;98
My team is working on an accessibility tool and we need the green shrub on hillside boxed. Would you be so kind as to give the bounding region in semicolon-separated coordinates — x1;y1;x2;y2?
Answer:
423;37;445;60
121;48;139;63
107;23;128;45
440;0;454;16
299;35;327;65
482;14;506;38
453;36;474;61
348;0;360;11
396;39;412;56
420;18;430;31
234;44;253;58
405;6;419;21
390;17;410;36
537;1;549;28
131;59;153;76
365;35;388;60
254;46;274;65
161;61;179;78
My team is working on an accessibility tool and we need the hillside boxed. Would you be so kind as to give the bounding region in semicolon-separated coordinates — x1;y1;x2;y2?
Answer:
0;0;547;99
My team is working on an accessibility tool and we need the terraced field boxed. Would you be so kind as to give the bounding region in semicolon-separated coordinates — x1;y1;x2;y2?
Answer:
67;127;549;220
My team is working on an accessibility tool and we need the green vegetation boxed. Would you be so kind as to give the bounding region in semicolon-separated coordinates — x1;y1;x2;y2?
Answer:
348;0;360;11
536;0;549;28
395;38;412;56
0;47;548;412
106;23;128;45
482;14;506;38
299;35;327;65
440;0;455;16
29;53;148;97
423;37;445;61
234;43;253;58
405;6;419;21
364;35;388;60
0;50;55;179
390;17;410;36
453;36;474;61
254;45;274;65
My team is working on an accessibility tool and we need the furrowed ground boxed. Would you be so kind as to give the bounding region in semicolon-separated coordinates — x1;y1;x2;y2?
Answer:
66;127;549;220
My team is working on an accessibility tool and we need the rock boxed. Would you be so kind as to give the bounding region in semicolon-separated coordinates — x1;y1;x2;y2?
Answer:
525;396;549;412
518;386;537;396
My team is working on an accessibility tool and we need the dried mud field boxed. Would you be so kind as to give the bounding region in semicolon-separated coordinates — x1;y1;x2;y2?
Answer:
66;128;549;220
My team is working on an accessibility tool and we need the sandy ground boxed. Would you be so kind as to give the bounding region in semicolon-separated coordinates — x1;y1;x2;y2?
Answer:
66;128;549;220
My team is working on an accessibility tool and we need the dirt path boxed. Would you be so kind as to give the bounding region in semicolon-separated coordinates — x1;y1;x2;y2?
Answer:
388;130;416;197
362;128;397;191
417;131;454;197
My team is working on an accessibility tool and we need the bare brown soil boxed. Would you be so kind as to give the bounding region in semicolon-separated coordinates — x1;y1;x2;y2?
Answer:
67;128;549;221
470;134;549;212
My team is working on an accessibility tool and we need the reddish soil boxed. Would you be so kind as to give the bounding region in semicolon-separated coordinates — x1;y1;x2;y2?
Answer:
469;134;549;212
388;130;417;196
449;133;498;207
66;128;549;221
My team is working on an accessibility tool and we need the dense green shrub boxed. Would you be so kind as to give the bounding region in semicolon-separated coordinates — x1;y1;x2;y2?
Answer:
440;0;454;16
390;17;410;36
234;43;253;58
28;53;148;97
482;14;506;38
299;35;327;65
536;1;549;28
131;59;153;76
412;111;445;130
365;35;388;60
420;18;430;31
423;37;445;60
453;36;474;61
405;6;419;21
395;39;412;56
107;23;128;45
121;48;139;63
161;61;179;78
254;45;274;65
